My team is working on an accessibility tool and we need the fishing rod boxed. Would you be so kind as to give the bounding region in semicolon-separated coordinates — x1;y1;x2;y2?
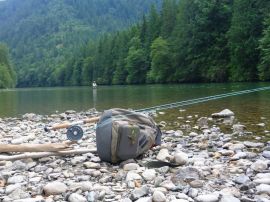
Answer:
44;86;270;140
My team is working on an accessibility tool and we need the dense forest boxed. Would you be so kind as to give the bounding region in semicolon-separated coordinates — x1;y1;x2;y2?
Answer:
52;0;270;86
0;43;16;88
0;0;270;87
0;0;162;87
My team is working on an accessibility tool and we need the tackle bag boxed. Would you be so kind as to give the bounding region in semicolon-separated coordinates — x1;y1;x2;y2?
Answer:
96;108;162;163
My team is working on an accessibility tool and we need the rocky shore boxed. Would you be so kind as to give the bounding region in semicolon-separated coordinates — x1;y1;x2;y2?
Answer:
0;108;270;202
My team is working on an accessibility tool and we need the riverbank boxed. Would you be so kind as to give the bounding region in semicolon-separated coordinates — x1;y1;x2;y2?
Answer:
0;109;270;202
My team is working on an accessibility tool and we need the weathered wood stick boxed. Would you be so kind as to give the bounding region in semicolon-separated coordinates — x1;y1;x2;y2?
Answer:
0;148;97;161
0;141;74;153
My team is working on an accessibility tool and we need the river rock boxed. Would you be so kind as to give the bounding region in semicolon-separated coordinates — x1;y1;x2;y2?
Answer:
250;160;268;172
159;180;176;190
174;151;188;165
131;186;149;200
256;184;270;194
232;124;246;134
123;163;140;171
189;180;204;188
195;193;220;202
243;141;264;148
83;162;101;169
68;193;87;202
7;175;26;184
172;167;200;184
5;184;21;194
197;117;208;128
212;109;234;118
13;197;46;202
220;195;240;202
8;188;30;200
263;151;270;159
126;171;142;182
142;169;156;181
253;178;270;184
152;190;166;202
156;149;173;162
255;173;270;179
233;175;250;184
43;181;67;196
135;197;152;202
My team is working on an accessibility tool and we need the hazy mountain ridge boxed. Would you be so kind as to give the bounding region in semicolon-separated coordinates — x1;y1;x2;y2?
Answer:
0;0;162;87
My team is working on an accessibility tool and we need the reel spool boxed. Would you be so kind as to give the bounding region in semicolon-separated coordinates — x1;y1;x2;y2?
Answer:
66;125;83;141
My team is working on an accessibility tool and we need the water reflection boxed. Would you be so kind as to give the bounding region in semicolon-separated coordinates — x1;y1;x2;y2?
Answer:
93;88;97;109
0;83;269;120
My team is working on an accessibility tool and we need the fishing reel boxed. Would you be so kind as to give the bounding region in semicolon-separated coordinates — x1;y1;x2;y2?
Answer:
44;116;100;141
66;125;84;141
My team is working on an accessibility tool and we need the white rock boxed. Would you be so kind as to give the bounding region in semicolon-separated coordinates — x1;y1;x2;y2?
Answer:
135;197;152;202
126;171;142;182
43;181;67;195
256;184;270;194
160;180;176;190
123;163;140;171
152;190;166;202
251;160;268;172
171;200;189;202
174;151;188;165
212;109;234;118
68;193;87;202
156;149;173;162
13;197;45;202
255;173;270;179
5;184;21;194
220;195;240;202
254;178;270;184
83;162;101;169
196;194;219;202
142;169;156;181
7;175;26;184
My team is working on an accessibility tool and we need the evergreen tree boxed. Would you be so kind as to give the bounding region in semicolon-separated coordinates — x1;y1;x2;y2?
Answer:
228;0;268;81
258;15;270;80
125;37;148;84
0;44;16;88
160;0;177;39
148;37;172;83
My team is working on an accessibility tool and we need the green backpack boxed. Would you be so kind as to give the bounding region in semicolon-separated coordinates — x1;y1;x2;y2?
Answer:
96;108;162;163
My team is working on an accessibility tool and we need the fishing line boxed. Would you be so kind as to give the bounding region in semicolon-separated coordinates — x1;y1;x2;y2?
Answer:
88;86;270;132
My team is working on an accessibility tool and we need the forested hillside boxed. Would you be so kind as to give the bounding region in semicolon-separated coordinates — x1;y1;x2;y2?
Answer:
54;0;270;86
0;0;162;87
0;44;16;88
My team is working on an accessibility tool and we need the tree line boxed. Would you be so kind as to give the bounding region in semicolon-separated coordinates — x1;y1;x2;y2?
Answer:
0;44;16;88
52;0;270;86
0;0;161;87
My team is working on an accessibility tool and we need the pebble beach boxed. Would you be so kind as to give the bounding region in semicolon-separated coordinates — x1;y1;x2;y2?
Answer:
0;108;270;202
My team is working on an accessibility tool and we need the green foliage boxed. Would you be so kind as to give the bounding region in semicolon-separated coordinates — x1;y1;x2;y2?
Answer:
0;0;162;87
148;37;172;83
258;15;270;80
1;0;270;86
228;0;269;81
0;44;16;88
125;37;148;84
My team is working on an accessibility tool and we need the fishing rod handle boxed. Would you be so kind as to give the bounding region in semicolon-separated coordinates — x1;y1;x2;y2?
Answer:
83;116;100;124
51;122;71;130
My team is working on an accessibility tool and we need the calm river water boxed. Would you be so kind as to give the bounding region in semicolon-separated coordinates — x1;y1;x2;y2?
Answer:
0;83;270;135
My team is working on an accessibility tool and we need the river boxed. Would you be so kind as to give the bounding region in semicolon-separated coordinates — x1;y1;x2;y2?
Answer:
0;83;270;137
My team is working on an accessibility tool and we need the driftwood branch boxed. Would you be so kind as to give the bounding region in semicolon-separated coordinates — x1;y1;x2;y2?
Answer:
0;141;74;153
0;148;97;161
